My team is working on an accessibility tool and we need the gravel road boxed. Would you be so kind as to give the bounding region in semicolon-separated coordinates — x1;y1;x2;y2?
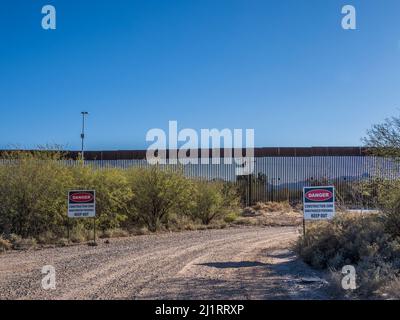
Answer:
0;226;330;300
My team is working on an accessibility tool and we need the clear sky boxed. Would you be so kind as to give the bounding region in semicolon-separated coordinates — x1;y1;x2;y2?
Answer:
1;0;400;150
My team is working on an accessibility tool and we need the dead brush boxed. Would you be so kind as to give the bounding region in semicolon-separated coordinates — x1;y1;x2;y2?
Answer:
0;236;12;253
252;201;292;213
236;201;302;227
382;277;400;299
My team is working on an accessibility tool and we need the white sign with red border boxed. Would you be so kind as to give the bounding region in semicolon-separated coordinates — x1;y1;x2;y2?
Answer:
68;190;96;218
303;186;335;220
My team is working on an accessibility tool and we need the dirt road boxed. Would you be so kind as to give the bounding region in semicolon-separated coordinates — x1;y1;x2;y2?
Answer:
0;226;330;300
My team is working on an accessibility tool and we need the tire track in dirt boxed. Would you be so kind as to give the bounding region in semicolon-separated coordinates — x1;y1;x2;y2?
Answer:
124;231;297;299
59;231;268;299
136;230;298;299
0;226;323;300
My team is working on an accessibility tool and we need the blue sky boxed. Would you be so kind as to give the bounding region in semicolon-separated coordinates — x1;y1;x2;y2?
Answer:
0;0;400;150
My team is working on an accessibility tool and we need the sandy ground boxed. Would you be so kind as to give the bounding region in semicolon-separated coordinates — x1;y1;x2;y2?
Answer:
0;226;331;300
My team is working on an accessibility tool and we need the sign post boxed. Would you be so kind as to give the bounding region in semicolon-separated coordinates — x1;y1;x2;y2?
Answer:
303;186;335;236
68;190;96;243
93;216;96;243
67;221;70;243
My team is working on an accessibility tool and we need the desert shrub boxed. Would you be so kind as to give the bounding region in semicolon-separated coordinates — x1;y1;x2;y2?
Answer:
0;150;241;243
91;169;133;231
166;213;197;231
0;151;74;238
191;181;224;225
224;212;239;223
69;226;86;243
0;151;135;241
126;167;194;232
221;182;241;211
295;213;389;269
375;180;400;238
70;167;134;232
383;277;400;299
295;212;400;298
326;255;398;299
357;178;400;239
356;256;396;297
63;221;94;243
191;181;240;225
385;207;400;239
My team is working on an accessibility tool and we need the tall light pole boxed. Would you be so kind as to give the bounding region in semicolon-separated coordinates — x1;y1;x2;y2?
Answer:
81;112;89;161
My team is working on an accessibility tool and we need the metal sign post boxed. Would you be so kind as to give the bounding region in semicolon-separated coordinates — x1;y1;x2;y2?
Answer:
67;221;70;243
93;217;96;243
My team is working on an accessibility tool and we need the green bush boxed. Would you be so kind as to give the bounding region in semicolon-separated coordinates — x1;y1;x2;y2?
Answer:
0;152;135;240
126;167;194;232
0;152;243;244
0;151;73;238
191;181;240;225
71;167;133;232
191;181;224;225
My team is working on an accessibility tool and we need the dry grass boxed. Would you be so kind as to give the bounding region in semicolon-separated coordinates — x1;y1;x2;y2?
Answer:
99;228;130;239
233;201;302;227
252;201;293;212
382;278;400;299
11;237;38;250
129;226;151;236
0;236;12;253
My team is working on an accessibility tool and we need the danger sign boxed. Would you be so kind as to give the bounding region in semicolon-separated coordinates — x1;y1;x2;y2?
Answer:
303;186;335;220
68;190;96;218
